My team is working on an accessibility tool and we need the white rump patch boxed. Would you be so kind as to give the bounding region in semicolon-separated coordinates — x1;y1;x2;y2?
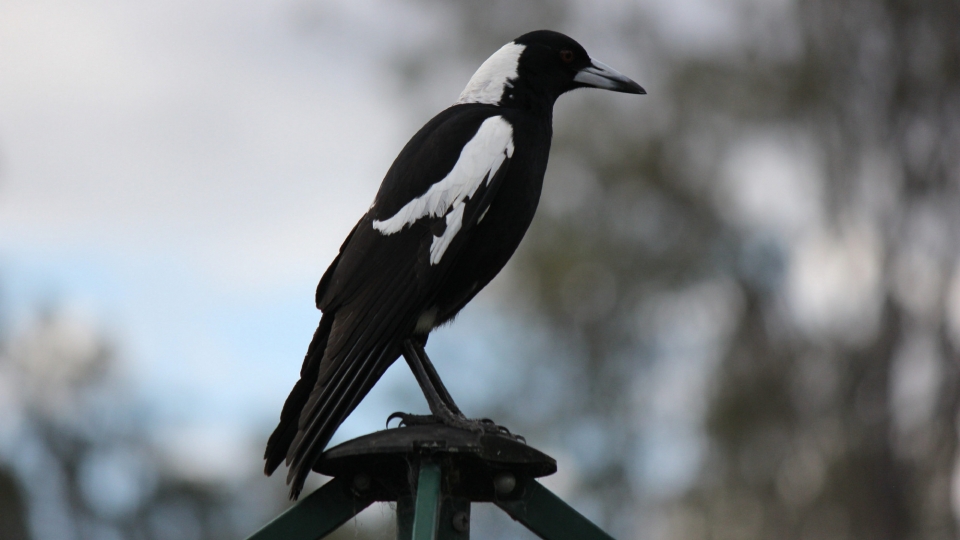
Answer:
373;116;515;265
456;42;525;105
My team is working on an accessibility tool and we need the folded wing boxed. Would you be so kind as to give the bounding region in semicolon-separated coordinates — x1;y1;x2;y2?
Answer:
269;107;516;499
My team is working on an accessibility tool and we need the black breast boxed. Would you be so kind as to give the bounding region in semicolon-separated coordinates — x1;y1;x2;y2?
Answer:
431;110;553;323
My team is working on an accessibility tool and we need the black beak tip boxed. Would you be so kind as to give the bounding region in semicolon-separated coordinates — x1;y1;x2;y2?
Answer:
607;75;645;95
611;80;645;95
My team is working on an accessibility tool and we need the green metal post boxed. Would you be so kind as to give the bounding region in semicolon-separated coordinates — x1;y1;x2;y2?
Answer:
245;476;372;540
397;474;470;540
411;461;442;540
495;477;615;540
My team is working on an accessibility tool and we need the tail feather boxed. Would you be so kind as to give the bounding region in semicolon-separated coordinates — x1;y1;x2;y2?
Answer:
287;343;371;465
271;256;419;499
286;346;391;497
294;341;359;437
290;275;414;447
263;314;333;476
291;307;384;444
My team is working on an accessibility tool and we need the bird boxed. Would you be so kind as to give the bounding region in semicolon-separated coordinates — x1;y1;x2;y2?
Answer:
264;29;644;499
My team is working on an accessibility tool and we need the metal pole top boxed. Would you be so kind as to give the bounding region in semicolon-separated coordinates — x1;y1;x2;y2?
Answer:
247;424;615;540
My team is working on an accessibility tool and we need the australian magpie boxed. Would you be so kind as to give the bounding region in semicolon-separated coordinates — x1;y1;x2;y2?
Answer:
264;30;644;499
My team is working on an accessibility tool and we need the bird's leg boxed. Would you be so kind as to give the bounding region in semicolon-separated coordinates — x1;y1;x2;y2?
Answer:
407;340;463;416
390;339;521;440
396;339;470;429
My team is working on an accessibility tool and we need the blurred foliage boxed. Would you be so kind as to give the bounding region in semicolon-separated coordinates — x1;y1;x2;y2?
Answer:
0;467;30;540
0;307;305;540
409;0;960;539
2;0;959;539
0;303;394;537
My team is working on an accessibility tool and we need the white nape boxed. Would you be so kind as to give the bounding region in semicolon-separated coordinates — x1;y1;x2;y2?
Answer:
373;116;515;264
456;43;525;105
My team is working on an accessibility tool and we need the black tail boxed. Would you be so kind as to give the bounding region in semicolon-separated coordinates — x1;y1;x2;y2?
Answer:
265;230;418;499
262;310;403;500
263;313;333;477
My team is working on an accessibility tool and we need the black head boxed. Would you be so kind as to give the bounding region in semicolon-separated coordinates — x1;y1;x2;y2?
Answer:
457;30;645;110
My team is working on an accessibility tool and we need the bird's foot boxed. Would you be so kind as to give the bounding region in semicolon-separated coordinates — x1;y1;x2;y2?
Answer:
386;412;524;442
386;412;438;427
474;417;525;442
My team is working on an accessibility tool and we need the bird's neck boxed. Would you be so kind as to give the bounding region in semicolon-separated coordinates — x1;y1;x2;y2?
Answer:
497;79;558;117
455;42;559;116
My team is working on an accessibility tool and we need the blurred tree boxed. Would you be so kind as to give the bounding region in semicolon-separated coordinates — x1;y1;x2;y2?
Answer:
402;0;960;538
2;0;957;539
0;467;30;540
0;305;304;540
677;2;960;538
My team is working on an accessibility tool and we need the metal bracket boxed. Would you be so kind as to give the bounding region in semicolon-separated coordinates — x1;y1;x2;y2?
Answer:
496;476;614;540
244;476;372;540
245;424;616;539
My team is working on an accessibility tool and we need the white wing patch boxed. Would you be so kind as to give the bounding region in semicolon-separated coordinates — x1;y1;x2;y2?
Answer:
456;43;525;105
373;115;515;265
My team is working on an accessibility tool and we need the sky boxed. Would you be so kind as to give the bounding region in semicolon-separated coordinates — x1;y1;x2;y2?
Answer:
0;0;464;476
1;0;662;492
0;0;867;509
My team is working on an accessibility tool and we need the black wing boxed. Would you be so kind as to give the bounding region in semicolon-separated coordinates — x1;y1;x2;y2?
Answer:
266;105;515;499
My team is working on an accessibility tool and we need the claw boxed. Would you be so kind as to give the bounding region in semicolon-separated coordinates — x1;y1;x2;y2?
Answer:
384;412;524;442
387;412;440;428
386;412;406;428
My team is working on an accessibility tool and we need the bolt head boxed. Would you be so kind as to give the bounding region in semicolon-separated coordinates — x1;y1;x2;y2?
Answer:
493;471;516;494
352;473;371;492
451;510;470;532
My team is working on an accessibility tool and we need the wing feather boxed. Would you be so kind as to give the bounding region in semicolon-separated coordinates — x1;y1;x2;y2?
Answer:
283;248;420;497
271;106;522;499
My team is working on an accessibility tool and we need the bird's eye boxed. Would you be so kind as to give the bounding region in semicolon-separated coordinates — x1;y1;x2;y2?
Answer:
559;50;575;64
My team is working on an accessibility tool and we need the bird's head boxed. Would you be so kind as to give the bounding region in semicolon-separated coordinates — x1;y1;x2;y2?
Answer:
457;30;645;109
